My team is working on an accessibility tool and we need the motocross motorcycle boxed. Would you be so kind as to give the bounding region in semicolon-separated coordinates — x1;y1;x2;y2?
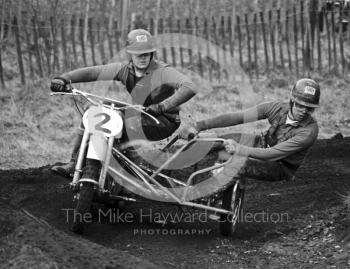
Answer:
51;87;245;236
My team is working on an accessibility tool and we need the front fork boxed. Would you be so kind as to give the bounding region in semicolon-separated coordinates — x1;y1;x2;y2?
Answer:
98;135;115;192
71;128;115;194
72;129;90;185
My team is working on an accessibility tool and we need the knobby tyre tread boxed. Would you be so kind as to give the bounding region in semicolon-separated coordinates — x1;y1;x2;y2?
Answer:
71;183;95;234
220;181;245;236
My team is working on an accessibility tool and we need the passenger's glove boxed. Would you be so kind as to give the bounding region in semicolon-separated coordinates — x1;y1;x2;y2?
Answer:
145;103;164;116
178;123;199;140
223;139;238;154
50;77;69;92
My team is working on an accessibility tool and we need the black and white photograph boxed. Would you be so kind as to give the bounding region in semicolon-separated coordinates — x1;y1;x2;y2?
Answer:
1;0;350;268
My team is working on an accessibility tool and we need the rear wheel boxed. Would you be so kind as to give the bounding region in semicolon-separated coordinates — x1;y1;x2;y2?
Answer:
71;183;95;235
219;180;245;236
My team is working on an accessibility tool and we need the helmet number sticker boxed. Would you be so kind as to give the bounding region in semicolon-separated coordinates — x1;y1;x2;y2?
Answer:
136;35;148;42
304;86;316;95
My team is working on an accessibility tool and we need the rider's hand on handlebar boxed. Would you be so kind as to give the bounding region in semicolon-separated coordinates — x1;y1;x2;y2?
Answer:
145;103;164;116
50;77;70;92
223;139;238;154
178;123;199;140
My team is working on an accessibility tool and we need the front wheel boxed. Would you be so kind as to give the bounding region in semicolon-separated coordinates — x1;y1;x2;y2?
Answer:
219;180;245;236
71;183;95;234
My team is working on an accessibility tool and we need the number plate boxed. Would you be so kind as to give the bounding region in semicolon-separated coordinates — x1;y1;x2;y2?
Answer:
83;106;123;137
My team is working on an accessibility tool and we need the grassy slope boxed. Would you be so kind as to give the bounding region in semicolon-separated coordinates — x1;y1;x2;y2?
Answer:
1;70;350;170
0;0;348;169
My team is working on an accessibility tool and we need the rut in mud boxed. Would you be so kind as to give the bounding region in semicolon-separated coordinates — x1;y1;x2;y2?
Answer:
0;136;350;268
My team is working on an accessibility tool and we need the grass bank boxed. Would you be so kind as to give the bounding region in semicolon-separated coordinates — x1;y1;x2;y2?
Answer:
0;72;349;170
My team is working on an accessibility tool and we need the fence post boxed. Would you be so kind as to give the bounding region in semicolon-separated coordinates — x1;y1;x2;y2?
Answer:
325;8;332;72
186;18;193;68
71;16;78;64
168;17;176;67
220;16;227;75
177;19;184;68
277;9;284;69
31;16;43;77
88;18;96;65
13;16;25;85
105;17;114;59
195;16;203;76
0;49;4;88
149;17;154;35
268;10;276;69
97;18;106;64
204;18;212;82
260;11;269;74
293;6;299;77
304;27;312;72
228;16;234;58
159;18;167;63
236;15;243;68
253;13;258;79
114;20;120;53
244;13;252;78
300;1;305;71
316;6;322;72
331;4;337;74
79;18;87;66
339;4;345;75
211;16;220;80
285;9;292;72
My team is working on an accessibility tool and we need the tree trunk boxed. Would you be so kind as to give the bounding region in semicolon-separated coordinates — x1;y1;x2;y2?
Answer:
120;0;129;40
0;46;4;89
0;0;7;88
13;16;26;85
50;16;60;72
31;16;43;77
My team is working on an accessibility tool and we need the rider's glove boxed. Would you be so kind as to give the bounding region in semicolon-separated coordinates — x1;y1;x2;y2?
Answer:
145;103;164;116
50;77;69;92
223;139;238;154
178;123;199;140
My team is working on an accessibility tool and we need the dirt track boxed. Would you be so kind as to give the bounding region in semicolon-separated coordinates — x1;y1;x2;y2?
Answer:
1;136;350;268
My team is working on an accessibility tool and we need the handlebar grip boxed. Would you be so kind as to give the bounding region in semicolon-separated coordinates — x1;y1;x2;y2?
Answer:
187;133;196;140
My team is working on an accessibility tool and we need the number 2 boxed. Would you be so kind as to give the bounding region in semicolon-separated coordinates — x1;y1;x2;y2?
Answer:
94;113;111;134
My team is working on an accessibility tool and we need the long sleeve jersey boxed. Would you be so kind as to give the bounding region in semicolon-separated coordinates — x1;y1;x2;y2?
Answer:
60;60;197;111
197;101;319;171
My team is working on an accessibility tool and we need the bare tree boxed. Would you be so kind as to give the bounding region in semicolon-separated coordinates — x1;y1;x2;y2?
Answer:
0;0;7;89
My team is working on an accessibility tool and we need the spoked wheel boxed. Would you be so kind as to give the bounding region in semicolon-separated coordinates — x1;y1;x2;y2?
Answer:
71;183;95;235
219;180;245;236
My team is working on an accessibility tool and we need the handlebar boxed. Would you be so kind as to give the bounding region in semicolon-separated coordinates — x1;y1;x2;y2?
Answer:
50;87;160;124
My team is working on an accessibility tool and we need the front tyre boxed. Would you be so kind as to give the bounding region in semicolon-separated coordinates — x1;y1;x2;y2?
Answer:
71;183;95;234
219;180;245;236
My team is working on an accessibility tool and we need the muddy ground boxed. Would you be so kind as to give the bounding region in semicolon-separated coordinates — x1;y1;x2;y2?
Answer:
0;136;350;268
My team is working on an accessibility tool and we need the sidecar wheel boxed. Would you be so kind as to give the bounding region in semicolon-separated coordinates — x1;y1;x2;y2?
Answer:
71;183;95;235
219;180;245;236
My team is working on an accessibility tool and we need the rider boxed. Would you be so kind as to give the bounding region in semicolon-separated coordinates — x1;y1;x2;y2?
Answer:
180;78;320;182
51;28;197;180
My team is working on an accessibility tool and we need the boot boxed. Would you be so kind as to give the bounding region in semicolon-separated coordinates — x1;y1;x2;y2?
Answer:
81;158;101;181
51;133;83;178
